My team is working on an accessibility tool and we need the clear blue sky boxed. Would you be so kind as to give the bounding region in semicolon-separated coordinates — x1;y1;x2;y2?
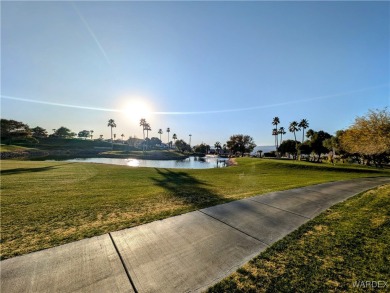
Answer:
2;1;389;146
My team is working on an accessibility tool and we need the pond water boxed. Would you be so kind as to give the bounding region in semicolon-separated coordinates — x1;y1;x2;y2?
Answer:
53;156;229;169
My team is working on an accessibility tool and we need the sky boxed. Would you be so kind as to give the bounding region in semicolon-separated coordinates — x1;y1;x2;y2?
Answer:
1;1;389;147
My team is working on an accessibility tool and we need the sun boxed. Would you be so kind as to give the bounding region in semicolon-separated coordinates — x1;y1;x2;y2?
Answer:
123;99;152;123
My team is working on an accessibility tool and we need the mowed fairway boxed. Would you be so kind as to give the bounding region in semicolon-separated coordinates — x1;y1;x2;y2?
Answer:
1;158;389;259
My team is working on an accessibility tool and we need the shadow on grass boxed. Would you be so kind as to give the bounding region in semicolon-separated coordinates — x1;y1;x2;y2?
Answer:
152;168;225;208
0;163;75;175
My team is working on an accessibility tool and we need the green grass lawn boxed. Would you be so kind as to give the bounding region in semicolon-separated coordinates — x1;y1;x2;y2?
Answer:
207;184;390;293
0;144;36;152
1;158;389;259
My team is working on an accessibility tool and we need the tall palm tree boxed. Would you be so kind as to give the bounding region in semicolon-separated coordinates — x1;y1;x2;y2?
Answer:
298;119;309;143
107;119;116;149
166;127;170;145
289;121;300;153
144;123;151;138
189;134;192;146
139;118;146;139
278;127;286;144
214;141;221;154
90;130;94;140
272;128;278;150
121;134;125;143
272;117;280;150
158;129;163;142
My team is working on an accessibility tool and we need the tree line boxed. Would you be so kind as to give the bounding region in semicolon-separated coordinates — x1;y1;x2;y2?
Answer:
1;108;388;166
271;108;390;167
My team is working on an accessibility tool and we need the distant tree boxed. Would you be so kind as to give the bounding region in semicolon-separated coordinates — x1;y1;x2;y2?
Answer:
323;130;346;162
175;139;191;153
278;127;286;144
54;127;74;138
278;139;301;159
226;134;256;155
107;119;116;149
214;141;221;154
150;137;162;148
121;134;125;143
99;135;103;140
340;108;390;167
289;121;300;151
114;133;117;140
298;119;309;143
299;141;312;157
78;130;90;140
166;127;171;145
306;130;332;162
31;126;48;139
272;128;278;150
272;117;280;150
256;150;263;158
144;123;151;138
158;129;163;142
1;119;31;144
193;143;208;154
172;133;177;146
139;118;146;139
90;130;94;140
189;134;192;146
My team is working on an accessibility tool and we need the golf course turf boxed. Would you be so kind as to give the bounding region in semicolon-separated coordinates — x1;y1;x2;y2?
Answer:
1;158;389;260
207;184;390;292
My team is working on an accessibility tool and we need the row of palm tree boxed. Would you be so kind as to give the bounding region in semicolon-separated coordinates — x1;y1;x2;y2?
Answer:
272;117;309;150
106;118;190;150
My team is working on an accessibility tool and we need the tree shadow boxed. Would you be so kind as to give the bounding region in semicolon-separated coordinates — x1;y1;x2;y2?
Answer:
0;163;74;176
151;168;225;208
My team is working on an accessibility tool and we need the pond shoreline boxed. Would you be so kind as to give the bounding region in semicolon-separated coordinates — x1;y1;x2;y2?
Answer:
2;149;192;161
43;156;230;169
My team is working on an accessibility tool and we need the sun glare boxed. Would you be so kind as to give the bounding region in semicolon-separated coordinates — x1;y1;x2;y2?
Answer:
123;99;152;123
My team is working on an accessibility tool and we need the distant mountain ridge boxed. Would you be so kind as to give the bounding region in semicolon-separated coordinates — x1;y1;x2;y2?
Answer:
252;145;276;154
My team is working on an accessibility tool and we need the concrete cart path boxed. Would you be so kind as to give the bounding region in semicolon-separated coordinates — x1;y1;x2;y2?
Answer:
2;177;389;293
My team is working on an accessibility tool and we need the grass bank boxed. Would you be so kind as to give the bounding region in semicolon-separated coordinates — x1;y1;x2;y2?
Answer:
1;158;388;259
207;184;390;292
99;150;188;160
0;144;37;152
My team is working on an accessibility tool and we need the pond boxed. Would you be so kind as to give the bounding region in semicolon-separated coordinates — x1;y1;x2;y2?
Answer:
51;156;229;169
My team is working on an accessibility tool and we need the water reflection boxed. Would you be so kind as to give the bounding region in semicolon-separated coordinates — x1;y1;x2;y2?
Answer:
56;156;228;169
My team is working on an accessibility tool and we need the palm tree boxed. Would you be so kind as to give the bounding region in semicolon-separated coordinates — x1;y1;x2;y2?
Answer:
298;119;309;143
272;117;280;149
121;134;125;143
158;129;163;142
139;118;146;139
144;123;151;138
114;133;116;140
278;127;286;144
172;133;177;146
166;127;170;145
107;119;117;149
214;141;221;154
90;130;94;140
99;134;103;140
272;128;278;149
289;121;300;153
189;134;192;146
